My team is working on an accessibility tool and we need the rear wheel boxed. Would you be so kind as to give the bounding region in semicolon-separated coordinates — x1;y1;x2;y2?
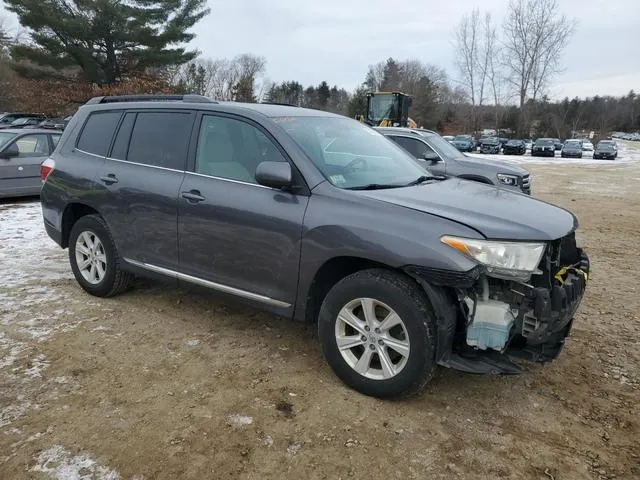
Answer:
318;269;437;398
68;214;133;297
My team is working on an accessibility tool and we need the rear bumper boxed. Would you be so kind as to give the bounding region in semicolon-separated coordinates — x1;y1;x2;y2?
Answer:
44;218;63;247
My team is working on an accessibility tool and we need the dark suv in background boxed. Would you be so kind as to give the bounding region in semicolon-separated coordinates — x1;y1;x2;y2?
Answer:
41;95;589;398
375;127;531;194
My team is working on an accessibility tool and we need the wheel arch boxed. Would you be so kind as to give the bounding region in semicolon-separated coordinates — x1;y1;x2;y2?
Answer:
301;256;398;324
61;202;99;248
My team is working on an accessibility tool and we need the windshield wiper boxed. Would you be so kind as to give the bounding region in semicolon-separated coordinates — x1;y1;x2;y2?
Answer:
345;183;405;191
403;175;444;186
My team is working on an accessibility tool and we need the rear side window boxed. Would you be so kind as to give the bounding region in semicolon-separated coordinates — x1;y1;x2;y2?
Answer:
76;111;122;156
110;113;136;160
126;112;193;170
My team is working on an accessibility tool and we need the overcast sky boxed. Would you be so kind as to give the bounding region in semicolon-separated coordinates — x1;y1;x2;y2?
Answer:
3;0;639;99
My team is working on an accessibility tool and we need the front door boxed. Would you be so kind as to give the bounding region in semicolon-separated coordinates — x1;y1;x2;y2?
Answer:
388;135;446;176
0;133;50;197
178;113;309;307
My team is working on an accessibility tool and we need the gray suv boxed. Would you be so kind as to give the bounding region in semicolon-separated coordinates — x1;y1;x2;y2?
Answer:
41;95;589;398
376;127;531;194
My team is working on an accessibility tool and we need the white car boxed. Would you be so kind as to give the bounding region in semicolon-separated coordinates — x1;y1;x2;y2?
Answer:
581;140;594;151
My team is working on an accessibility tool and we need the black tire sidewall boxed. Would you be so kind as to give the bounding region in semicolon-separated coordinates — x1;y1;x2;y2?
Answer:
68;216;119;297
319;271;436;398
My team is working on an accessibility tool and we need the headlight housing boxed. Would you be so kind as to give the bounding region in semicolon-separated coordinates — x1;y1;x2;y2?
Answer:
497;173;518;186
441;236;546;280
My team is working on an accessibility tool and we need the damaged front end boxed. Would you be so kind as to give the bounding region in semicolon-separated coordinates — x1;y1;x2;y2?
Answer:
407;233;589;374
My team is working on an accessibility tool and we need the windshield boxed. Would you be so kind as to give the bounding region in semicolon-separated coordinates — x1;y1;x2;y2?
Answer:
0;132;17;149
454;135;471;142
11;118;31;126
506;140;522;146
274;116;426;189
564;141;581;148
367;95;395;124
598;143;615;151
535;139;554;146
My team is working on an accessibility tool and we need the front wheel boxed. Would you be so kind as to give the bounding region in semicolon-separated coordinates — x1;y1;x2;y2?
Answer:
68;214;133;297
318;269;437;398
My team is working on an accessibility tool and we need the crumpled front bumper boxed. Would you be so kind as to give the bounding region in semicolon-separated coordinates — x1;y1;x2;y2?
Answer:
508;248;590;363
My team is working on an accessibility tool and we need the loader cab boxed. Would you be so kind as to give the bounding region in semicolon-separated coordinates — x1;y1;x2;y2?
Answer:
365;92;414;128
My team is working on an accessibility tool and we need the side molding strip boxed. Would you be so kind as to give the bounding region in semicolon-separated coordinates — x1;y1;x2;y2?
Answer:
123;258;291;308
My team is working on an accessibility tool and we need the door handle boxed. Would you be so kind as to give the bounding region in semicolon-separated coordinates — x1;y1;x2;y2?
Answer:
100;174;118;185
181;190;205;202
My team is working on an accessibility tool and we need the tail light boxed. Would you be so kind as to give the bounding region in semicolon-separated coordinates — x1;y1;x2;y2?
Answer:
40;158;55;183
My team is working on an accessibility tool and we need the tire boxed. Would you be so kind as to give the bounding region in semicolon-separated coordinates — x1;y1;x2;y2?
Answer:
318;269;437;399
68;214;133;297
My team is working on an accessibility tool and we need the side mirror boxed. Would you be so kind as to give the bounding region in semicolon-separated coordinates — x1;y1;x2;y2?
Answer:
0;145;19;159
422;152;441;162
256;161;292;189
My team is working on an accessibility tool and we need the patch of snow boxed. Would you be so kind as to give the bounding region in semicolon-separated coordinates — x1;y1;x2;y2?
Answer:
185;339;201;347
0;201;71;289
227;414;253;427
31;445;120;480
23;354;49;379
0;401;33;428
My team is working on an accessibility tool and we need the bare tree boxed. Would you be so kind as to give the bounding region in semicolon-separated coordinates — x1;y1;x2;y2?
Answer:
454;9;497;133
502;0;575;110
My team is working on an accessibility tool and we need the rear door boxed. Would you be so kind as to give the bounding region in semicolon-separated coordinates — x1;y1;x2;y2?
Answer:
96;110;195;271
0;133;50;196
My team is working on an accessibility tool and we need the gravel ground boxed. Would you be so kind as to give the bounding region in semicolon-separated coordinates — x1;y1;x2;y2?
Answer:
1;142;639;480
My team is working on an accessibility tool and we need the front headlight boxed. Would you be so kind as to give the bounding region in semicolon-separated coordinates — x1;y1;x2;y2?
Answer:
497;173;518;186
441;236;545;279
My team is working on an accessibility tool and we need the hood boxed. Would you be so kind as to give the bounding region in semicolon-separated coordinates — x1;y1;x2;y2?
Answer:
458;155;529;175
357;178;576;241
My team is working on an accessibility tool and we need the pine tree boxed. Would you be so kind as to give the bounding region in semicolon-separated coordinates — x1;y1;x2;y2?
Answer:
5;0;209;85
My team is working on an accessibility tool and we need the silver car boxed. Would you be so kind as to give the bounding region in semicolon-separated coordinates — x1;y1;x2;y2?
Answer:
0;128;61;198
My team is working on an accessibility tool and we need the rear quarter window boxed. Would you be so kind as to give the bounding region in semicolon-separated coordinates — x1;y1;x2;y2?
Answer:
76;111;122;157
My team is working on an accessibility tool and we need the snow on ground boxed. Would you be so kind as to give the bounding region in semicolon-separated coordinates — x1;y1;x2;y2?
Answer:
31;445;121;480
467;139;640;167
0;201;71;288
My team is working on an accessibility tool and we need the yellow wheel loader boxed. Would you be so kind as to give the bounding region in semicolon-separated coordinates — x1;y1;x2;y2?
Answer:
356;91;417;128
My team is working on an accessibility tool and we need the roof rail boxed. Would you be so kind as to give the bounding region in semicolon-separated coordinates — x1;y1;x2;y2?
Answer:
85;94;215;105
259;101;298;107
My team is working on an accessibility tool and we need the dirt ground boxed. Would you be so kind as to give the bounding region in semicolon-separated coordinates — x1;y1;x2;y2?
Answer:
1;147;639;479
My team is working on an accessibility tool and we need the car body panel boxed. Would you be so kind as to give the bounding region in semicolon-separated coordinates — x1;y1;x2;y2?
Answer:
0;129;58;198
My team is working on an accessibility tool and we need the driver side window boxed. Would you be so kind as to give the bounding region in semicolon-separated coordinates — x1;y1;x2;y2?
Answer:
390;136;433;159
9;134;50;157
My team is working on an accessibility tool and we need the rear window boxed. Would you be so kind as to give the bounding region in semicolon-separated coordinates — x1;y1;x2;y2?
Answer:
77;111;122;156
125;112;193;170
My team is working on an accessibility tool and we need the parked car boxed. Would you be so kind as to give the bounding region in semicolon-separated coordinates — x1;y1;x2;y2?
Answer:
26;116;72;131
498;137;509;148
451;135;475;152
0;113;45;126
479;137;501;154
531;138;556;157
524;139;533;150
41;95;589;398
0;128;62;198
376;127;531;194
593;141;617;160
561;140;583;158
0;116;47;130
581;140;594;152
502;139;526;155
442;135;455;143
552;138;563;150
